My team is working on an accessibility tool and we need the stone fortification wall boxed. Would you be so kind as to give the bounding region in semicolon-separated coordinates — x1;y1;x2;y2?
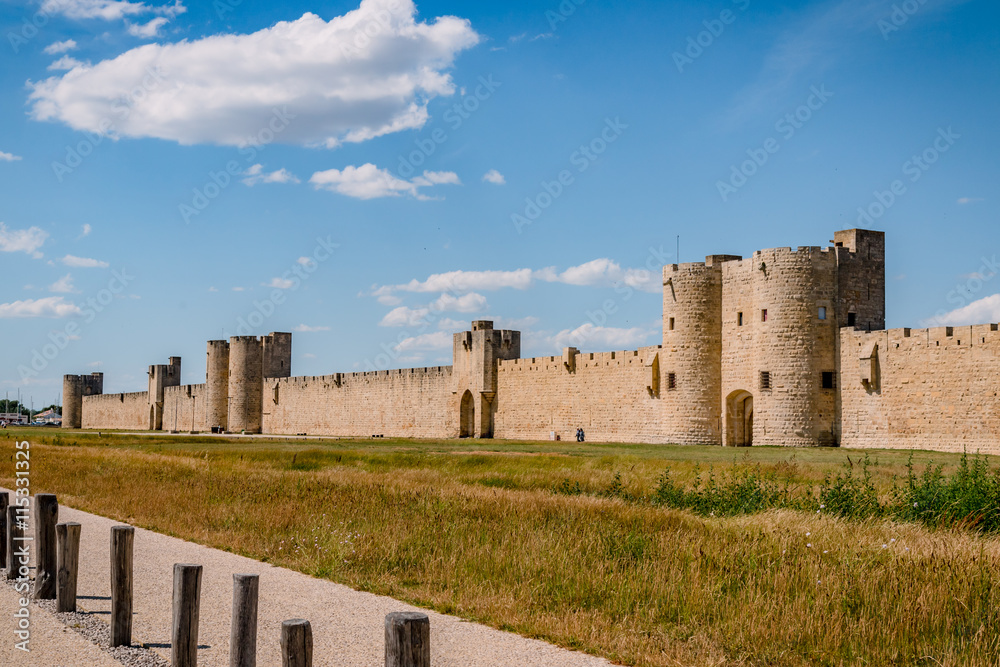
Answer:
493;346;664;443
262;366;455;437
163;384;208;433
839;324;1000;454
81;392;149;430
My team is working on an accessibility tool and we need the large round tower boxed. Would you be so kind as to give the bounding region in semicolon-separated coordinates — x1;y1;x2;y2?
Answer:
205;340;230;431
227;336;263;433
720;247;839;446
660;255;738;444
62;375;83;429
61;372;103;429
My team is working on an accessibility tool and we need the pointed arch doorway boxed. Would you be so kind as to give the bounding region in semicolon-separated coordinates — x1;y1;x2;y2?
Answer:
726;390;754;446
459;390;475;437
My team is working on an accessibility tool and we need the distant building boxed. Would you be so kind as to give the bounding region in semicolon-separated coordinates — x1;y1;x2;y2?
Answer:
0;413;28;425
34;408;62;424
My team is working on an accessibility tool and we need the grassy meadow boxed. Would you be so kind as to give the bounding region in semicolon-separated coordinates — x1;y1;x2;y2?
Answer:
4;427;1000;666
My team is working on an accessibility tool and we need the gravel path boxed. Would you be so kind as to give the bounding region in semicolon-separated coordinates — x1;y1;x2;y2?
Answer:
3;492;614;666
0;583;124;667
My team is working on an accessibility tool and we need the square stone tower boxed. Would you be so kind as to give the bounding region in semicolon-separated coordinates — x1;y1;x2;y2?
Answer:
834;228;886;332
452;320;521;437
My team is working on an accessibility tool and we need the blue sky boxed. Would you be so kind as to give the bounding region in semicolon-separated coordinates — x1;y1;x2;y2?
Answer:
0;0;997;401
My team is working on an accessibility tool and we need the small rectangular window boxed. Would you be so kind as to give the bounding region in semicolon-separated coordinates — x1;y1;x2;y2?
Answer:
847;312;856;327
760;371;771;391
669;317;675;331
737;312;743;326
818;306;826;320
822;371;836;389
761;309;768;322
667;372;676;390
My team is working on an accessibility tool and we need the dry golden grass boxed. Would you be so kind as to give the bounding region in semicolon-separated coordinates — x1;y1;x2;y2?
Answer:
4;430;1000;666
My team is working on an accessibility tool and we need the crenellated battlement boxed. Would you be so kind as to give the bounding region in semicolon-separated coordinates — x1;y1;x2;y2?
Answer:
164;383;207;396
270;366;453;388
83;390;146;403
499;345;661;371
844;323;1000;348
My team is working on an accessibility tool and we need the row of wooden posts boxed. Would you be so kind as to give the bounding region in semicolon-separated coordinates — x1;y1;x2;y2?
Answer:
0;492;432;666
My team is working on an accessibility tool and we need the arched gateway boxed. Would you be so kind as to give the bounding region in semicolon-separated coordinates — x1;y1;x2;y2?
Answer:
459;390;475;438
725;390;754;446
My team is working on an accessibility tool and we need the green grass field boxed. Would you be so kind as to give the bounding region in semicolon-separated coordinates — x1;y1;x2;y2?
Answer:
4;428;1000;666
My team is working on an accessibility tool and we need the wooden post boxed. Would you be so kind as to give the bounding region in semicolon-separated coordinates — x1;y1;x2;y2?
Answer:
6;505;22;581
33;493;59;599
230;574;259;667
0;491;8;570
56;522;82;612
171;564;203;667
385;612;430;667
280;619;312;667
111;525;135;647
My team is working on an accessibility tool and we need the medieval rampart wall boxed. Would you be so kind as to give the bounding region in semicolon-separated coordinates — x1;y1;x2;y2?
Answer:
163;384;208;433
262;366;455;437
81;392;149;430
839;324;1000;454
493;346;665;443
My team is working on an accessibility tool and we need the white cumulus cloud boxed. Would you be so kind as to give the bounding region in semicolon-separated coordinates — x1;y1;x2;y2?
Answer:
310;164;459;200
61;254;109;268
44;40;78;55
48;56;88;71
0;151;22;162
49;274;78;293
540;258;660;293
482;169;505;185
28;2;478;148
126;16;169;38
432;292;487;313
242;164;300;186
265;277;295;289
41;0;185;21
379;292;487;326
393;331;453;352
79;224;92;238
293;324;330;332
380;306;431;327
549;324;656;351
374;268;534;296
436;317;467;331
924;293;1000;327
371;258;661;298
0;223;48;258
0;296;82;318
377;294;402;306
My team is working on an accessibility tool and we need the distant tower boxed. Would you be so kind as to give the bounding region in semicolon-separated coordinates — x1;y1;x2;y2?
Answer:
452;320;521;438
205;340;230;431
228;336;264;433
61;372;103;429
661;255;739;444
148;357;182;430
262;332;292;378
